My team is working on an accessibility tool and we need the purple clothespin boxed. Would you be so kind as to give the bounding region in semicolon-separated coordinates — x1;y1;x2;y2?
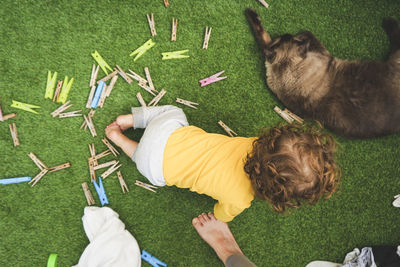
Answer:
141;250;166;267
199;70;227;87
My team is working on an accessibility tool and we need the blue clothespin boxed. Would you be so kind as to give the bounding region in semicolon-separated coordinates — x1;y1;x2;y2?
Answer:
92;177;109;206
0;176;32;185
90;81;105;109
141;250;166;267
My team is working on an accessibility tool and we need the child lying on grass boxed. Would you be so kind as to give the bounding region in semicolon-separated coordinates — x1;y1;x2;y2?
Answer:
105;105;341;222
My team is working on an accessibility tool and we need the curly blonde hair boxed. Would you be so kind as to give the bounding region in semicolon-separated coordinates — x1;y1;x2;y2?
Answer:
244;123;341;213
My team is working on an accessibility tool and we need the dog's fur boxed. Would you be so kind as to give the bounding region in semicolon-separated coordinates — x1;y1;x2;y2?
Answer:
245;8;400;138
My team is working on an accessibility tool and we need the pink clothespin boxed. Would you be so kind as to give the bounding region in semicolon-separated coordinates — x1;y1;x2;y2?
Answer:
199;70;227;87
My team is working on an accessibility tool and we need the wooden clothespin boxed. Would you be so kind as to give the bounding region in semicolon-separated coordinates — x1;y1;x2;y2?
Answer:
58;110;82;118
273;106;294;123
83;114;97;137
94;160;118;171
176;98;198;109
101;162;122;179
135;180;157;193
102;138;120;157
138;82;157;96
144;67;156;92
106;75;118;97
92;149;111;161
148;89;166;106
51;101;72;117
258;0;269;8
28;152;48;170
218;120;238;137
136;92;147;107
86;85;97;109
171;18;178;41
161;49;189;60
80;110;96;130
29;168;49;187
115;65;133;84
163;0;170;8
98;84;108;108
199;70;227;87
82;182;95;205
48;162;71;173
90;64;100;87
129;39;156;62
283;108;304;124
127;69;148;84
0;104;17;122
44;71;58;100
9;123;20;146
146;13;157;36
203;26;212;49
11;100;40;114
117;171;129;193
53;80;63;102
98;70;118;84
91;51;113;75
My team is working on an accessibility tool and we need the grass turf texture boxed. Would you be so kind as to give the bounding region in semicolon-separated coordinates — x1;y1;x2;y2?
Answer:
1;0;400;266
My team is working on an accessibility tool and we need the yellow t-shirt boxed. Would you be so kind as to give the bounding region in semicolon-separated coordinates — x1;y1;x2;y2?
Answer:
163;126;256;222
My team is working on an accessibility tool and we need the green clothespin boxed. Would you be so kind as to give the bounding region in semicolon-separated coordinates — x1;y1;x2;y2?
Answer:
91;51;113;75
58;76;74;104
130;39;155;62
45;71;58;99
161;49;189;60
11;100;40;114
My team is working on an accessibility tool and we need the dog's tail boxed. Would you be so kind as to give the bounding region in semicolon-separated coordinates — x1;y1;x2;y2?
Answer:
245;8;272;52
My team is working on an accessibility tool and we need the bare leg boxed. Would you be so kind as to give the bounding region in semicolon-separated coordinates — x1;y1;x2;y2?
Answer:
192;213;243;264
105;122;138;158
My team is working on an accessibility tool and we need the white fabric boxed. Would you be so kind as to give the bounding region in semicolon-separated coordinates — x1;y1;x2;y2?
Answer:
73;207;141;267
305;261;341;267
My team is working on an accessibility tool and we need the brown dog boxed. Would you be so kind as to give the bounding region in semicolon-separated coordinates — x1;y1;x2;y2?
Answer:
246;8;400;138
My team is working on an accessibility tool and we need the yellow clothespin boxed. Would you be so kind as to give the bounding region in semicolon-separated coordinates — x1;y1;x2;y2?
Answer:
91;51;113;75
45;71;58;99
11;100;40;114
130;39;156;62
58;76;74;104
161;49;189;60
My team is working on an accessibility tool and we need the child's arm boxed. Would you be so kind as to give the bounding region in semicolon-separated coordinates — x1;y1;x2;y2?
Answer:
214;202;247;223
132;105;187;129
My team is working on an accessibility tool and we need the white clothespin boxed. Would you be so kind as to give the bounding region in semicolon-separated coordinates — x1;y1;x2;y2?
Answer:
117;171;129;193
115;65;133;84
9;123;20;146
176;98;198;109
82;182;95;205
258;0;269;8
147;13;157;36
218;120;238;137
203;26;212;49
101;162;122;179
135;180;158;193
102;138;120;157
171;18;178;41
148;89;166;106
136;92;147;107
393;194;400;207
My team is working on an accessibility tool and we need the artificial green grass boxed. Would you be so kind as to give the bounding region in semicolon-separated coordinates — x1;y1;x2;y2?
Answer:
1;0;400;266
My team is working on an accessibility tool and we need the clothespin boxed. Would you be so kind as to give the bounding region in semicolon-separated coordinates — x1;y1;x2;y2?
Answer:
203;26;212;49
130;39;156;62
45;71;58;99
90;64;100;87
82;182;95;205
127;69;148;84
117;171;129;193
171;18;178;41
92;177;109;206
91;51;113;75
0;177;32;185
199;70;227;87
146;13;157;36
9;123;20;146
138;82;157;96
273;106;294;123
258;0;269;8
11;100;40;114
0;104;17;122
148;89;166;106
58;76;74;104
135;180;158;193
83;114;97;137
94;160;118;171
218;120;238;137
102;138;120;157
176;98;198;109
161;49;189;60
48;162;71;173
98;70;118;84
28;152;48;170
144;67;155;92
80;110;96;130
58;110;82;118
163;0;170;8
106;75;118;97
98;84;108;108
29;168;49;187
91;81;106;109
101;162;122;179
283;108;304;124
53;80;63;102
136;92;147;107
115;65;133;84
92;149;111;161
141;250;166;267
51;101;73;117
86;85;97;109
88;158;96;182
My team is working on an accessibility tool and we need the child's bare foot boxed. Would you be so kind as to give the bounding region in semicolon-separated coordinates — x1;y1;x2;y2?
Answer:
192;213;243;264
105;121;138;158
105;122;123;144
116;114;134;131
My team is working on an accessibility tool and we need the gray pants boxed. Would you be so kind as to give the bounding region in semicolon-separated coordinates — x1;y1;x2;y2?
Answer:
226;254;257;267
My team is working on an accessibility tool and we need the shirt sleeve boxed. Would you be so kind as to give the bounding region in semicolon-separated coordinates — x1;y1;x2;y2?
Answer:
213;202;246;222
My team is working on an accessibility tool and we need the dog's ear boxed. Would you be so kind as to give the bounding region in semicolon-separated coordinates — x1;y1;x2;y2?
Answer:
294;37;311;58
264;48;276;63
